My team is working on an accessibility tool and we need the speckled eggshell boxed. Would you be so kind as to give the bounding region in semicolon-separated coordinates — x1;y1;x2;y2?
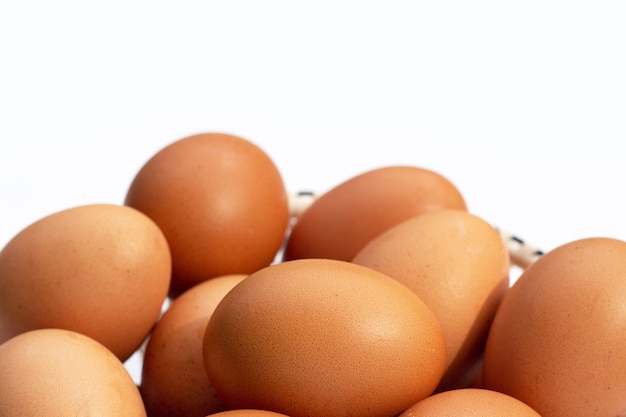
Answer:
283;165;467;262
202;258;447;417
398;388;542;416
352;209;509;392
124;132;289;296
141;274;247;417
483;237;626;417
0;328;147;416
0;204;171;362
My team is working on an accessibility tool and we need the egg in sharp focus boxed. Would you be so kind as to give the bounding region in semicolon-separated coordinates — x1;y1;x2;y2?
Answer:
202;258;447;417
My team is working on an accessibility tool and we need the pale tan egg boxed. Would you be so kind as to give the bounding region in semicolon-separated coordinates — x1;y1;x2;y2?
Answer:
0;203;171;362
203;258;447;417
0;328;146;416
352;209;509;391
141;274;247;417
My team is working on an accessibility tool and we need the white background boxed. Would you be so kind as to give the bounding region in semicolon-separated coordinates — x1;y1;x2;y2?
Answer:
1;1;625;382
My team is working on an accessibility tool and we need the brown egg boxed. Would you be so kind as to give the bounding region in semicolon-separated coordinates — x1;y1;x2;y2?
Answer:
283;165;467;262
0;328;147;416
352;210;509;392
483;237;626;416
208;411;291;417
398;388;542;416
0;203;171;362
125;132;289;296
141;274;247;417
203;258;447;417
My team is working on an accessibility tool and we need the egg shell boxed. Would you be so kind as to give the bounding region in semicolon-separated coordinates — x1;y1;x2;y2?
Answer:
0;203;171;362
352;209;509;392
283;165;467;262
0;328;146;416
124;132;289;296
203;258;447;417
207;411;291;417
398;388;542;416
483;237;626;417
141;274;247;417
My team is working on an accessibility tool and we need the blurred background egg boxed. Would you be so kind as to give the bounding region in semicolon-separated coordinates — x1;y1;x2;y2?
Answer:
352;209;509;391
207;411;291;417
398;388;541;416
0;203;171;362
0;328;147;417
282;165;467;262
483;237;626;417
141;274;247;417
202;258;447;417
124;132;289;297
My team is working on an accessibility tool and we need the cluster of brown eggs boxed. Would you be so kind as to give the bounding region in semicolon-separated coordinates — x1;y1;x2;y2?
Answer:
1;132;625;417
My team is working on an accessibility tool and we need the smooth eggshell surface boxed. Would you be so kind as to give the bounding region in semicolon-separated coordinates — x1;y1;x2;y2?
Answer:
398;388;542;416
0;203;171;362
283;165;467;262
483;237;626;417
352;209;509;391
141;274;247;417
125;132;289;296
203;258;447;417
0;328;147;417
207;411;291;417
